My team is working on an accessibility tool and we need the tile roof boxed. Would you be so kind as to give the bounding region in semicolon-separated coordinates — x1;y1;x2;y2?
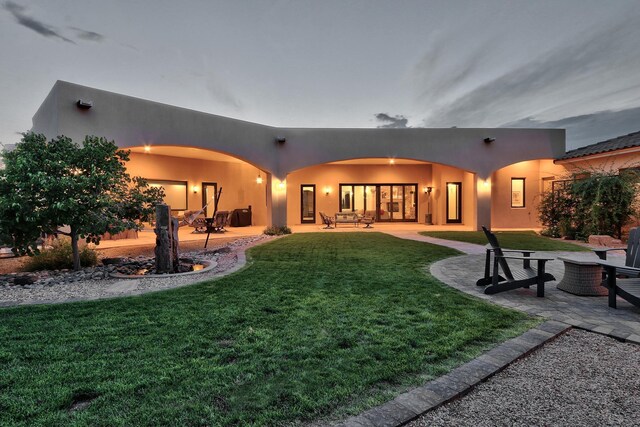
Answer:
558;131;640;160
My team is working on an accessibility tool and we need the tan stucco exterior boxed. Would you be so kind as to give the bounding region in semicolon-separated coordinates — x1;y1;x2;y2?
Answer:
31;80;567;229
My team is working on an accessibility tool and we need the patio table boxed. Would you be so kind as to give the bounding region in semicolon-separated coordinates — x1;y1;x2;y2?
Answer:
556;257;607;296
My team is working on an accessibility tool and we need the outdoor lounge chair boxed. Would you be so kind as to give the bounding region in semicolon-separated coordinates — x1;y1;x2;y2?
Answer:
319;212;334;229
596;227;640;308
477;226;555;297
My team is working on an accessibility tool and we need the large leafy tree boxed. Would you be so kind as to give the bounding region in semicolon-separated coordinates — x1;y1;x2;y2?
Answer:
0;133;164;270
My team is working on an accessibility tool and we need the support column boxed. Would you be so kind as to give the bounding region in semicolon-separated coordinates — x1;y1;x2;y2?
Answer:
476;175;492;230
269;174;288;227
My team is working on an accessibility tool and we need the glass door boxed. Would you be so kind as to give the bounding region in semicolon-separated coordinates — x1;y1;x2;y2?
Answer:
446;182;462;223
202;182;217;217
301;185;316;223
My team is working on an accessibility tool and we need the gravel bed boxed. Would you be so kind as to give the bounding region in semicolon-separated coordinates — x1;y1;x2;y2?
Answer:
0;235;274;307
409;329;640;427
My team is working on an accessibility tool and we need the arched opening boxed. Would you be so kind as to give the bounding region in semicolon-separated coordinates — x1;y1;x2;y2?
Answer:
286;157;477;227
126;145;269;228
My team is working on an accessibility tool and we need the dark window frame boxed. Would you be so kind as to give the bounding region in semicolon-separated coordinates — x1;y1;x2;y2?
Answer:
445;182;462;224
338;183;418;222
300;184;316;224
511;177;526;208
146;179;188;211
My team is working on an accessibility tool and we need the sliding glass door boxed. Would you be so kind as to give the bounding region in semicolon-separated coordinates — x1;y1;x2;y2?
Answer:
340;183;417;222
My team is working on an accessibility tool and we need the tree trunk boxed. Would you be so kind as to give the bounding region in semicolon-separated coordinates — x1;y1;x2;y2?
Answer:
70;226;81;271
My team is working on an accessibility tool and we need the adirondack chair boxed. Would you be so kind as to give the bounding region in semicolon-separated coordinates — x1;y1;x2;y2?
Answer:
319;212;334;229
597;227;640;309
478;226;555;297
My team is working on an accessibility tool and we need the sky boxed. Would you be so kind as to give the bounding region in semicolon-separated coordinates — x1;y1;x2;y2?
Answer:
1;0;640;150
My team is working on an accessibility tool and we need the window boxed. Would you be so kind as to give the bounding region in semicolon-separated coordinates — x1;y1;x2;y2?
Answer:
511;178;525;208
446;182;462;223
147;179;188;211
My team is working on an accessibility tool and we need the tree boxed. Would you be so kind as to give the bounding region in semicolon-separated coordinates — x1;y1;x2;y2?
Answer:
0;133;164;270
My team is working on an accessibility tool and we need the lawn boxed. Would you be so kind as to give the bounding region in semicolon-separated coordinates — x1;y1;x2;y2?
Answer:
420;230;589;252
0;233;537;426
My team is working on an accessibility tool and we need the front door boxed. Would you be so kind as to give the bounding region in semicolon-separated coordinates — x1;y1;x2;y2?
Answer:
301;184;316;223
202;182;217;217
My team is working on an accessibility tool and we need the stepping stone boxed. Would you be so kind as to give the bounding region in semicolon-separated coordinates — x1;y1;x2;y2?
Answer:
104;280;140;293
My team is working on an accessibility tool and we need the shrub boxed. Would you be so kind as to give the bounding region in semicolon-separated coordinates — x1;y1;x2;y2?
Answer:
538;169;640;240
263;226;292;236
22;238;98;271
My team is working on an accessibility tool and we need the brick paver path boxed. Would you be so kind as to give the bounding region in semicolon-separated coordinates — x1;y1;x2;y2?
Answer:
385;230;640;343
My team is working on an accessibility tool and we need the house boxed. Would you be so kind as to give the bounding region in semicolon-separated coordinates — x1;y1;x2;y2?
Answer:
31;81;566;230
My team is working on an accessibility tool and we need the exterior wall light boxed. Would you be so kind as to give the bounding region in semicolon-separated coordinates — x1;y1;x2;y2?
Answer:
483;179;490;187
256;173;263;184
389;158;395;165
423;186;433;194
76;99;92;109
324;186;332;196
278;181;285;190
484;137;495;144
192;185;199;194
144;145;151;153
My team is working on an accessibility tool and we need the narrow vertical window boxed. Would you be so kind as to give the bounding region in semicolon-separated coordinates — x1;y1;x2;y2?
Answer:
511;178;525;208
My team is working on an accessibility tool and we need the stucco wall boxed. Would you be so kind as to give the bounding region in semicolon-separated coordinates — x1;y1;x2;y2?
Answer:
286;164;432;224
490;159;566;229
127;153;268;225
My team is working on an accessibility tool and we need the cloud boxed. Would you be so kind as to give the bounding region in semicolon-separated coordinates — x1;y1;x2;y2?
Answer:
422;10;640;128
375;113;409;128
503;106;640;149
69;26;105;42
3;1;75;43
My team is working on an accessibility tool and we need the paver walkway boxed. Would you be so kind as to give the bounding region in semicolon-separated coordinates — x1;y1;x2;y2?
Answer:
384;231;640;343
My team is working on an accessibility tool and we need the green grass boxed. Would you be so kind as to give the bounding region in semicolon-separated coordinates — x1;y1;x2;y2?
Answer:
0;233;537;426
420;230;589;252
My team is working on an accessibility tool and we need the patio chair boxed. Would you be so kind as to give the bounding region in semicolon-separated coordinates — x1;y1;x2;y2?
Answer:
204;210;230;248
596;227;640;308
319;212;334;229
478;226;555;297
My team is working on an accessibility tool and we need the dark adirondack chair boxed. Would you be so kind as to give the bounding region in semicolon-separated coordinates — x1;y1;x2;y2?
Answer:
597;227;640;309
477;226;555;297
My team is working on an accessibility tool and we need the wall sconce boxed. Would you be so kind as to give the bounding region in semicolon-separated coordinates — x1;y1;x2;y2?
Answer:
324;186;332;196
256;172;263;184
389;158;395;165
483;137;495;144
192;185;199;194
423;186;433;194
144;144;151;153
278;181;286;190
483;180;490;187
276;136;286;144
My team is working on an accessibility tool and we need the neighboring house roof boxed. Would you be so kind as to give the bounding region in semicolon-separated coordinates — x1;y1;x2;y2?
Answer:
558;131;640;161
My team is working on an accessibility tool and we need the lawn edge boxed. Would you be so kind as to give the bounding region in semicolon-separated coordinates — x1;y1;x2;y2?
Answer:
335;320;571;427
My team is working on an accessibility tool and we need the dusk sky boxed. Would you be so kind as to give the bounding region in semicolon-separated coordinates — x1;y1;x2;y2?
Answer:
1;0;640;150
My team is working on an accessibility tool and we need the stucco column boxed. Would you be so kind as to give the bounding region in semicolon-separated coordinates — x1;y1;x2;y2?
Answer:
269;174;288;227
476;175;492;230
